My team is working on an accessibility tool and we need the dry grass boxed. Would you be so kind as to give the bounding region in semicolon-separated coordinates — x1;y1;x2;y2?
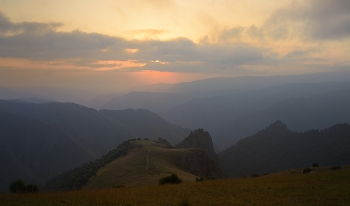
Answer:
1;165;350;205
84;140;196;188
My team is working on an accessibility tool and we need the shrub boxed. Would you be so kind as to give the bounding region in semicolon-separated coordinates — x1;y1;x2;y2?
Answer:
26;184;39;193
331;166;341;170
303;168;312;173
9;179;26;193
159;173;182;185
144;138;149;140
9;179;39;193
312;163;319;167
251;173;260;178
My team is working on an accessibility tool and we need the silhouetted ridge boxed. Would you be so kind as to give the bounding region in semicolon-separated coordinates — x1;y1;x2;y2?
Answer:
235;120;290;147
219;121;350;177
157;137;173;148
267;120;288;130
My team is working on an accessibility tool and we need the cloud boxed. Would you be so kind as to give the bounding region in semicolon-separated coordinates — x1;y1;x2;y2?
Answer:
304;0;350;40
0;12;62;34
214;0;350;42
219;27;245;42
263;0;350;40
0;11;268;73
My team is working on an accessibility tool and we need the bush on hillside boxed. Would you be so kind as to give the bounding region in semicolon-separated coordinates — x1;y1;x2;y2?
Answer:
9;179;39;193
312;163;319;167
303;168;312;173
9;179;26;193
26;184;39;193
251;173;260;178
159;173;182;185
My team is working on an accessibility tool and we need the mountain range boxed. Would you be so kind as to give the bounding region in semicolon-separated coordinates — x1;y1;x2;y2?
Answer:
76;72;350;151
162;82;350;150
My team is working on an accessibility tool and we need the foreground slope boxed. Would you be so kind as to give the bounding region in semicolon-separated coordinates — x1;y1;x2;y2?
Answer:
219;121;350;177
45;139;225;190
2;166;350;205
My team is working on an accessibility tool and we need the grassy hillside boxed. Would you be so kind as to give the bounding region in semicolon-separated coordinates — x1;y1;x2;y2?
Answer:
1;165;350;205
85;140;197;188
45;139;224;191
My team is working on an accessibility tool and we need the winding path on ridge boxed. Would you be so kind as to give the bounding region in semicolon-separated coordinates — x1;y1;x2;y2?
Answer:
145;146;159;176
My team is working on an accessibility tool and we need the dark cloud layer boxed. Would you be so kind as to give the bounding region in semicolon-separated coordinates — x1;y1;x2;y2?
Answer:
305;0;350;39
0;12;62;34
0;12;266;72
220;0;350;41
265;0;350;40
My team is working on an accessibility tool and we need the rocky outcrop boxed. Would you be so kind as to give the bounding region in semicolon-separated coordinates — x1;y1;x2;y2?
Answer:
181;148;225;178
176;129;220;163
157;137;173;148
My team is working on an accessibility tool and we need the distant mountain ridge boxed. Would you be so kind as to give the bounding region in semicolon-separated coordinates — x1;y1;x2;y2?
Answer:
161;82;350;150
102;92;195;113
219;121;350;177
91;71;350;110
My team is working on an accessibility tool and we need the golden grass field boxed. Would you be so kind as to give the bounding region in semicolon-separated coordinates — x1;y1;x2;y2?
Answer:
85;140;197;188
1;165;350;206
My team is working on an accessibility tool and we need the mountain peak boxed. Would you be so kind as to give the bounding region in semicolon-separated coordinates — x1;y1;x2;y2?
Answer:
268;120;288;130
176;129;219;163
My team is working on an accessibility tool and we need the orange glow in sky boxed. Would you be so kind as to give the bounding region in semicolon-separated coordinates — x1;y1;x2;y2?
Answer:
92;60;146;71
130;70;179;85
130;70;221;85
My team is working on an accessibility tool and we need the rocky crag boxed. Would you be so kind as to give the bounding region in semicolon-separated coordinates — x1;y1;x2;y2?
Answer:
176;129;225;178
176;129;220;163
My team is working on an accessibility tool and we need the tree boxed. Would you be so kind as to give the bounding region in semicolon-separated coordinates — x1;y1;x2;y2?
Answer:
9;179;26;193
159;173;182;185
9;179;39;193
26;184;39;193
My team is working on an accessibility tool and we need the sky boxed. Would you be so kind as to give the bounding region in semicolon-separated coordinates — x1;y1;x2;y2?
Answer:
1;0;350;94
